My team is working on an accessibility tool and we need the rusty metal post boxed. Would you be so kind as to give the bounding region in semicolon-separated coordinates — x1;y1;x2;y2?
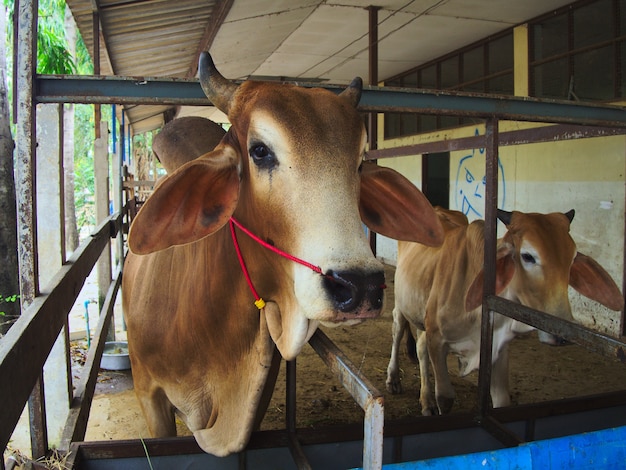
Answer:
476;118;499;418
16;0;48;459
367;5;379;256
622;192;626;336
93;11;101;140
367;5;379;151
285;360;312;469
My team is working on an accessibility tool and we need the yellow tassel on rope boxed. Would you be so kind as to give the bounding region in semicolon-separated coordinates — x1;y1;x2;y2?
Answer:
254;298;266;310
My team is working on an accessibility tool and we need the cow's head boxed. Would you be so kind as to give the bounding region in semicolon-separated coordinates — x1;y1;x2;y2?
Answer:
466;209;623;345
129;52;443;359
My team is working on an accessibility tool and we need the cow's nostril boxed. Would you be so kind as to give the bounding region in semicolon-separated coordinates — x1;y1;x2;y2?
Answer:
323;270;385;313
323;270;358;312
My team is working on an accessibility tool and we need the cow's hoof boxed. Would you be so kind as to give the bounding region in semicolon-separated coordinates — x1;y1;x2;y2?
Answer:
420;397;438;416
385;379;402;394
436;395;455;415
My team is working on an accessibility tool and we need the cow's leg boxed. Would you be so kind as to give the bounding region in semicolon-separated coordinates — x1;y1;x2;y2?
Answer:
416;330;437;415
386;307;407;394
426;330;455;415
490;344;512;408
134;383;177;437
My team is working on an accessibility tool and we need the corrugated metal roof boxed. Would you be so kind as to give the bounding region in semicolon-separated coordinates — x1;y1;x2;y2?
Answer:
65;0;575;135
65;0;231;134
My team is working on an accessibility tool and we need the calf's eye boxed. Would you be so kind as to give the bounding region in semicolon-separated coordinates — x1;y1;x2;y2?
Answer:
249;143;277;170
521;252;536;264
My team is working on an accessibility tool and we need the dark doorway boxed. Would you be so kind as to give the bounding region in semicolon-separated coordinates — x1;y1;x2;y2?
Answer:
422;152;450;209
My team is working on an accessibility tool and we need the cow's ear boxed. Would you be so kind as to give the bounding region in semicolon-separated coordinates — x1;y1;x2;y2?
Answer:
465;243;515;311
128;145;240;254
570;252;624;311
359;162;444;246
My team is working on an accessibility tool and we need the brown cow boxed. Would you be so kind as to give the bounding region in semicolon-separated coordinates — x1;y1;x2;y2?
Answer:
122;52;444;456
386;208;623;415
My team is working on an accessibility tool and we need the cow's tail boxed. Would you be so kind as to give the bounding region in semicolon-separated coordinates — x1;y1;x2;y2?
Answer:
404;323;418;363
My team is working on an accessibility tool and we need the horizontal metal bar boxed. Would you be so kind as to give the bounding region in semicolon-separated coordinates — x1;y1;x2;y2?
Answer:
366;124;626;160
359;86;626;127
36;76;626;128
37;75;210;106
486;296;626;364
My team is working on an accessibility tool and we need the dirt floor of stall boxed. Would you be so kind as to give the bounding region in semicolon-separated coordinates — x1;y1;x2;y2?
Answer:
81;264;626;443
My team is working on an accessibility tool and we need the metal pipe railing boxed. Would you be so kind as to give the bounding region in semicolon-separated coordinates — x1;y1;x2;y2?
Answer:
0;212;125;457
308;330;384;470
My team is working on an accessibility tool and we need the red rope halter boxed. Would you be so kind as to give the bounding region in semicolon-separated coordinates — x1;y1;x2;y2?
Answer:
229;217;323;310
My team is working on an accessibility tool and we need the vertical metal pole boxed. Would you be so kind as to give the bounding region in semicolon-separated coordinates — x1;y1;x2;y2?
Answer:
362;396;384;470
286;360;296;434
58;105;66;264
477;118;499;417
93;11;101;139
95;121;113;340
367;5;379;151
367;6;379;256
286;360;312;469
16;0;48;458
622;182;626;335
12;0;19;125
115;110;125;279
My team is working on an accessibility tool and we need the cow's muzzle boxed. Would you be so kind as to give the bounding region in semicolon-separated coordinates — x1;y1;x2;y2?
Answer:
323;270;386;317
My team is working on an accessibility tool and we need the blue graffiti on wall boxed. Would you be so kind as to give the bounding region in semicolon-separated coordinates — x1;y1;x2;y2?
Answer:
454;128;506;218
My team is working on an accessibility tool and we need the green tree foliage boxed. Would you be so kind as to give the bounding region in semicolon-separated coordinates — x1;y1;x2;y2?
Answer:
37;6;75;73
4;0;91;74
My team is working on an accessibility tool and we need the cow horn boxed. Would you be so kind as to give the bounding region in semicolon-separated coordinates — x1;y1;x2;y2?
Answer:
497;209;512;226
564;209;575;223
339;77;363;107
198;52;238;114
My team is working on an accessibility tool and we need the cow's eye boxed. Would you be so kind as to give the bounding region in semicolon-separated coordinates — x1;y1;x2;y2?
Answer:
249;143;277;169
521;252;536;265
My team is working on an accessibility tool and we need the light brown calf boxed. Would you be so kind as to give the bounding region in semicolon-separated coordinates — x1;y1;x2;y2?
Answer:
386;208;623;415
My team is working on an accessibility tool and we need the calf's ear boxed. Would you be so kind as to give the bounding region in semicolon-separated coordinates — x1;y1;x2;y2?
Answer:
359;162;444;246
465;243;515;311
570;252;624;311
128;145;240;255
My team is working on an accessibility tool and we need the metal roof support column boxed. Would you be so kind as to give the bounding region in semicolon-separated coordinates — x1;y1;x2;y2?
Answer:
367;6;379;257
367;5;379;150
476;117;499;418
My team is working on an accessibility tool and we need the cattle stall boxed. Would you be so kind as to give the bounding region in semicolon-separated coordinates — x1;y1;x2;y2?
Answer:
3;77;626;470
3;6;626;470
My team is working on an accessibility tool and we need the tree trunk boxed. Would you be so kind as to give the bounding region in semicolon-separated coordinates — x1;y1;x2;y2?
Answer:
64;5;79;252
0;3;21;334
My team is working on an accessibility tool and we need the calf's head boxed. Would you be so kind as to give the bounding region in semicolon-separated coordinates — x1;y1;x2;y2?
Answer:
466;209;623;344
129;52;443;359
